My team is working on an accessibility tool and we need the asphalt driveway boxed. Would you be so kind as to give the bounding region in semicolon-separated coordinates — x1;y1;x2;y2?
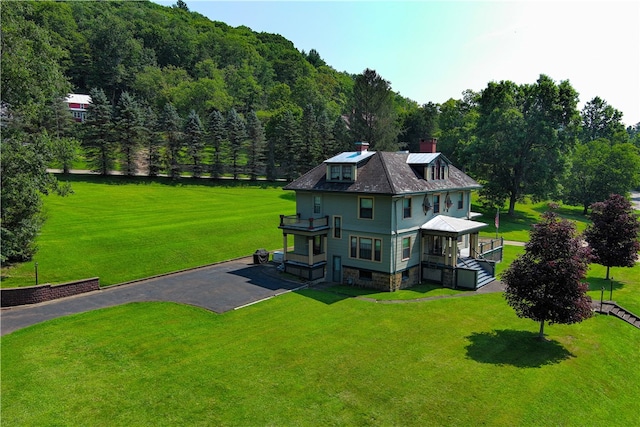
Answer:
1;257;305;336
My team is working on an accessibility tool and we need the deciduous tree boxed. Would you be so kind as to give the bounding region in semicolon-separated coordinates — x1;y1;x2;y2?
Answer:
580;97;628;144
470;75;580;214
502;212;592;339
584;194;640;279
1;132;71;263
563;140;640;214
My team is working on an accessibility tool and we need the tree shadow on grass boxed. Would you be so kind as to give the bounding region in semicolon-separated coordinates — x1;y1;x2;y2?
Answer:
465;330;575;368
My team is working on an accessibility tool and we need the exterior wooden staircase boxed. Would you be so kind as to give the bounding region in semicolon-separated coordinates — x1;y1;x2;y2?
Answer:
593;301;640;329
456;257;495;289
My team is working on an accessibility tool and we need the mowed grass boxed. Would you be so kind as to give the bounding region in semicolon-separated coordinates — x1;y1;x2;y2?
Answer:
2;292;639;426
1;175;295;287
476;198;592;242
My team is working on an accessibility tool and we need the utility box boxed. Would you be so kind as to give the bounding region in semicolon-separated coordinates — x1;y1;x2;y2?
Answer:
253;249;270;264
272;251;284;263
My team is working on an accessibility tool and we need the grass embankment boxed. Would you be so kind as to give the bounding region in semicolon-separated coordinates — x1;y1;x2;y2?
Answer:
2;292;639;426
1;175;295;287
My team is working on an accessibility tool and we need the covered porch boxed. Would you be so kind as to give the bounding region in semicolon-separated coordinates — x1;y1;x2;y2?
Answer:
420;215;501;289
278;214;329;281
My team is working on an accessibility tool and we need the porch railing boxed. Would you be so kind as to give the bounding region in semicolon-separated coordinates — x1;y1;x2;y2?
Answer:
279;214;329;230
285;251;327;265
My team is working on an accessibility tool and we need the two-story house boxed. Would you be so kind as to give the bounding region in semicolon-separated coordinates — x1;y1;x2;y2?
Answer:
64;94;91;122
278;139;503;291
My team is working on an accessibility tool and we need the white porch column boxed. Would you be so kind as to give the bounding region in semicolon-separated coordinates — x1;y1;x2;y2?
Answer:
308;237;313;265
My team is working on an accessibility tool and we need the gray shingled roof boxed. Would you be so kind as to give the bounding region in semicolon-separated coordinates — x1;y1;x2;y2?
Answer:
283;151;481;195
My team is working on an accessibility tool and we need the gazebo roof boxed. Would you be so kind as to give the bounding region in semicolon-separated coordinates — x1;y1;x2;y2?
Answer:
421;215;487;235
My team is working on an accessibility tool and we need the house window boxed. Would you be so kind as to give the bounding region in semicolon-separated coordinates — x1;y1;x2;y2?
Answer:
350;235;382;262
330;165;340;180
403;198;412;219
333;216;342;239
313;195;321;214
402;237;411;260
328;164;354;182
359;238;372;260
433;195;440;214
342;165;352;181
402;270;410;281
458;192;464;210
359;197;373;219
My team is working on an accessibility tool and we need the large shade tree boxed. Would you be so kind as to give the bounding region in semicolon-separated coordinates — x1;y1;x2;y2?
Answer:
580;96;628;144
563;140;640;214
584;194;640;280
502;212;592;339
470;75;580;215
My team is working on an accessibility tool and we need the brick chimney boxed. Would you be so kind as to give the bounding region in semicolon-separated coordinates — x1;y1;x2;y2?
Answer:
419;138;438;153
355;141;369;153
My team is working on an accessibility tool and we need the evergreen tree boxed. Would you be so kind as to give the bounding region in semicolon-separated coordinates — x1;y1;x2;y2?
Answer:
332;115;352;153
184;110;205;177
502;212;592;339
115;91;146;176
42;96;77;139
584;194;640;280
161;103;183;180
276;109;301;181
144;106;163;177
207;110;227;178
83;88;115;175
349;68;400;151
299;103;320;175
226;108;246;180
317;109;337;161
245;110;266;181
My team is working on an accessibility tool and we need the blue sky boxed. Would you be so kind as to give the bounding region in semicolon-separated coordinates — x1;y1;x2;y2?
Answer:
154;1;640;126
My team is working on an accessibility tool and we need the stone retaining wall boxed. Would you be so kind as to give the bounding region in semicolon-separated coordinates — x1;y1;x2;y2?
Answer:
1;278;100;307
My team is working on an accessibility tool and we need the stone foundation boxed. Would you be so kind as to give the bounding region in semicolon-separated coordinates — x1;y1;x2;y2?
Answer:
343;265;420;292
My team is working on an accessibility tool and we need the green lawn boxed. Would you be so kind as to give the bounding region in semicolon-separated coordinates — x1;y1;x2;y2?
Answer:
3;181;640;425
1;175;295;287
2;291;639;426
476;199;591;242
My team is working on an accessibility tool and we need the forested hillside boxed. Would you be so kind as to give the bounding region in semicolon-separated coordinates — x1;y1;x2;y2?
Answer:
2;0;639;263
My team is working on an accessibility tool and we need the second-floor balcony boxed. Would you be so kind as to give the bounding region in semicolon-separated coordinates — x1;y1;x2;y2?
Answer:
279;214;330;232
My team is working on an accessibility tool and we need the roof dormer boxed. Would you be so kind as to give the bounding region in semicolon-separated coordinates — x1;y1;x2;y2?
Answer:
325;142;375;183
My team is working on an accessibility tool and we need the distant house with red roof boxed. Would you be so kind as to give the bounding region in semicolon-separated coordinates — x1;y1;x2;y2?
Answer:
64;94;91;122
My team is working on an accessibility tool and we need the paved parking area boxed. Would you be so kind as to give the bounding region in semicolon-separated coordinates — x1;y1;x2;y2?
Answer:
1;258;305;336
